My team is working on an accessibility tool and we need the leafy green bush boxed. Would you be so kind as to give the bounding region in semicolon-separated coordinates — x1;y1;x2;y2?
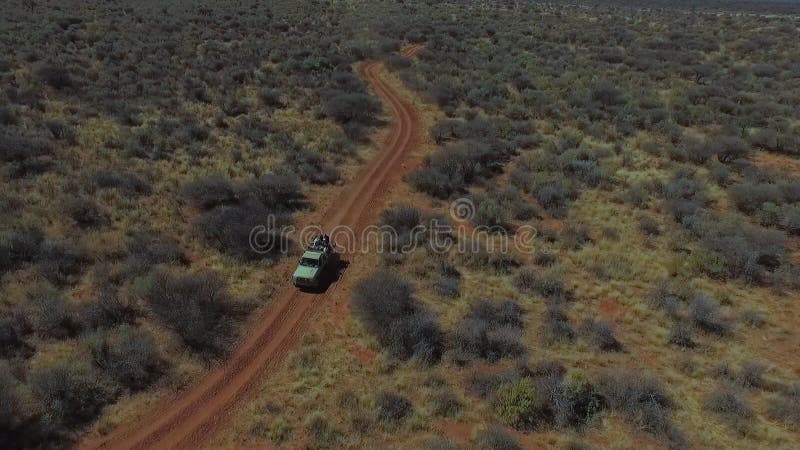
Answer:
495;371;603;431
494;378;539;429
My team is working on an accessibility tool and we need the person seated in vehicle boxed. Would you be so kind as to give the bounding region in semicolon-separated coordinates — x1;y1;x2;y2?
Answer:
310;234;333;253
320;235;334;253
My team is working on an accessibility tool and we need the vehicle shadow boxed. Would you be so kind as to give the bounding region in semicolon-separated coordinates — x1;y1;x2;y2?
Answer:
297;259;350;294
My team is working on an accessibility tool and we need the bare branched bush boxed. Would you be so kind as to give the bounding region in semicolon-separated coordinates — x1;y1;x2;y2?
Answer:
543;305;576;345
690;293;732;336
147;270;248;358
63;195;109;229
473;425;522;450
450;299;524;363
515;268;570;301
30;358;111;430
579;318;622;351
766;383;800;425
181;174;238;210
20;286;83;339
706;384;753;425
90;170;152;196
81;288;139;330
375;391;413;425
89;325;166;391
351;270;442;364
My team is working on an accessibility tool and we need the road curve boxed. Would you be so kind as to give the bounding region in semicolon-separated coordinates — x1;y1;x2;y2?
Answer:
78;48;424;450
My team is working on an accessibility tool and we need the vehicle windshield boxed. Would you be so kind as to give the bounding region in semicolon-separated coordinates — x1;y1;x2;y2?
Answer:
299;257;319;268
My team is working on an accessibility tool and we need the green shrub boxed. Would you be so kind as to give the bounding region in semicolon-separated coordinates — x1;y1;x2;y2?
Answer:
494;378;540;429
495;371;602;431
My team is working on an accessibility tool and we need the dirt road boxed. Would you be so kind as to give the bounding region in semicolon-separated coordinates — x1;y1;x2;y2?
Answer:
79;47;424;450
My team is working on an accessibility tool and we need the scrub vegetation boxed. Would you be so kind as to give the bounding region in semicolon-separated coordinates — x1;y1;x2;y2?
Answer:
2;0;799;448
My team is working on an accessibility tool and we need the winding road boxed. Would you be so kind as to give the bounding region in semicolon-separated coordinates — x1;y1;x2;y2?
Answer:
78;45;425;450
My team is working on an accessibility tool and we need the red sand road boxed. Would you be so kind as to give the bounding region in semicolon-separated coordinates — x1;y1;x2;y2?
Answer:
79;50;423;450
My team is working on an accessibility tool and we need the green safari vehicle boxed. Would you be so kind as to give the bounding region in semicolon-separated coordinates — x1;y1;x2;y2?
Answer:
292;235;338;288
